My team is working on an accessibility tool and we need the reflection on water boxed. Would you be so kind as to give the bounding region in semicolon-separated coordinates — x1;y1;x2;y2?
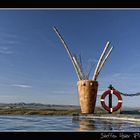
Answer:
97;120;123;131
72;118;96;131
72;117;130;131
79;119;96;130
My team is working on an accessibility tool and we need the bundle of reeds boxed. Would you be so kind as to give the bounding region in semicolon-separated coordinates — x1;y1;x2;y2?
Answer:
53;27;113;81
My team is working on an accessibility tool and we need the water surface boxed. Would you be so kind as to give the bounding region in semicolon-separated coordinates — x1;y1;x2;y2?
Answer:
0;115;140;131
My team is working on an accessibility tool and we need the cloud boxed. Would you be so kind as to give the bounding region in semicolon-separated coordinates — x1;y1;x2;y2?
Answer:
98;72;140;94
11;84;32;88
0;31;19;43
0;95;21;103
88;58;98;63
0;50;13;54
0;39;19;45
0;31;18;38
0;31;20;55
50;91;75;95
0;46;13;54
112;73;121;77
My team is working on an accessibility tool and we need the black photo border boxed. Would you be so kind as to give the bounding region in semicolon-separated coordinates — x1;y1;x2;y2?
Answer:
0;0;140;139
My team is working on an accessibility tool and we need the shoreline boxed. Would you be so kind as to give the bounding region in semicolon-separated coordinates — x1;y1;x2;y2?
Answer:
0;103;139;116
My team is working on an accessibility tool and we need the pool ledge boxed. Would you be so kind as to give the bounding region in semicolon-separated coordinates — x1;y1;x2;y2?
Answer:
73;114;140;123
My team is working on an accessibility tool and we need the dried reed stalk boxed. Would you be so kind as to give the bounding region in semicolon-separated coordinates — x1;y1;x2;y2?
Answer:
53;27;81;80
92;41;110;81
96;47;113;78
73;55;85;79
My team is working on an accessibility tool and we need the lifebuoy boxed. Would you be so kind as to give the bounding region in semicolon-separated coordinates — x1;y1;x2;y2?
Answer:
101;90;122;113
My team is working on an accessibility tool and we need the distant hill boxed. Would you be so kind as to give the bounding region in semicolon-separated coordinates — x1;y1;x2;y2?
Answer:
0;103;139;112
0;102;80;110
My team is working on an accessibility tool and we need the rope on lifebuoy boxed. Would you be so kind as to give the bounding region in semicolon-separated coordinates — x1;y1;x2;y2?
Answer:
100;89;122;112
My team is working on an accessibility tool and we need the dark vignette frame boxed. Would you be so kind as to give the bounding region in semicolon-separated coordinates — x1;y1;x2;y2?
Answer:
0;0;139;139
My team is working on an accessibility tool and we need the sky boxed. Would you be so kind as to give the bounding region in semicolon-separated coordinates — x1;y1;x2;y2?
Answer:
0;9;140;107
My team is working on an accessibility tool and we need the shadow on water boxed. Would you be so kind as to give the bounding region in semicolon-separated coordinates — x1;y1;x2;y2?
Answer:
72;117;124;131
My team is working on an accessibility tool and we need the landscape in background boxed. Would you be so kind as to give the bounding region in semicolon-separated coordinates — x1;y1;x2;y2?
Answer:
0;10;140;108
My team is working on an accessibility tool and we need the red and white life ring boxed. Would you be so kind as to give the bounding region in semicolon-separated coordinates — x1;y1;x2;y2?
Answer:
100;90;122;113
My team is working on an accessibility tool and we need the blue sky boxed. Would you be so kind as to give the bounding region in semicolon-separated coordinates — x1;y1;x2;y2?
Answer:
0;9;140;107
